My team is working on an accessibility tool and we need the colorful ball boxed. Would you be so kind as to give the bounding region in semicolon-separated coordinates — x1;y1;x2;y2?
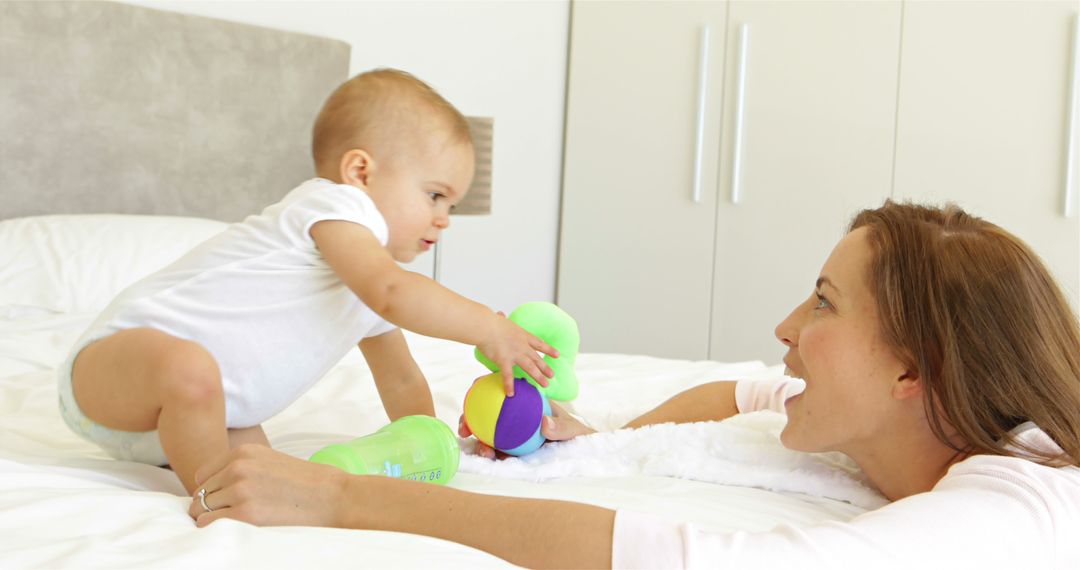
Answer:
463;373;551;456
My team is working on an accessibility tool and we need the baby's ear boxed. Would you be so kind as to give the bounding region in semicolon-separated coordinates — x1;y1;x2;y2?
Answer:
339;149;375;187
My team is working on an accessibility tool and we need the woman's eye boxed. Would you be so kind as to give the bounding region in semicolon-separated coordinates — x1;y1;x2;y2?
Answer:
814;293;830;310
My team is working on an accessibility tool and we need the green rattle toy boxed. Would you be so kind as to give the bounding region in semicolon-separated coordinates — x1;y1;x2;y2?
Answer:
474;301;580;401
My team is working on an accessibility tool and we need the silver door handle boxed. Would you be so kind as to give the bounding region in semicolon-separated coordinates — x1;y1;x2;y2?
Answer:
731;24;750;205
692;25;711;203
1064;13;1079;217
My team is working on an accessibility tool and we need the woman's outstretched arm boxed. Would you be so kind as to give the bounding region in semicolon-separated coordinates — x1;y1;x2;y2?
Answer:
543;380;740;438
622;380;739;428
464;380;741;458
343;472;614;568
191;445;615;569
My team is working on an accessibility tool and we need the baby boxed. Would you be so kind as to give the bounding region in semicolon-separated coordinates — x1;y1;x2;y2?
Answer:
58;68;556;494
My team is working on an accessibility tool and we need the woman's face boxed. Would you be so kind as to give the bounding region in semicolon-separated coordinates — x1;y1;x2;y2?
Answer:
774;227;910;455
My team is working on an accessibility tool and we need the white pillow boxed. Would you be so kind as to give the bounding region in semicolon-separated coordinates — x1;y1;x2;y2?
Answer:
0;214;228;315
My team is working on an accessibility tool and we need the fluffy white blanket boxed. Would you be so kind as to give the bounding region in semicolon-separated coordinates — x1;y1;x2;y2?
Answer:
460;410;889;510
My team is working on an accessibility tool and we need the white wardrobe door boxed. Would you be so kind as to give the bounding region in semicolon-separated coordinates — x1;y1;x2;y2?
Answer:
893;1;1080;305
559;1;728;359
709;0;903;364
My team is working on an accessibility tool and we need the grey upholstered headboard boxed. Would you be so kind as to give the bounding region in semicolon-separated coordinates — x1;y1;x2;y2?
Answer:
0;1;350;221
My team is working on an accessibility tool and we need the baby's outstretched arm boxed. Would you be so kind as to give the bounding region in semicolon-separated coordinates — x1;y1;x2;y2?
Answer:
474;314;557;396
311;220;555;395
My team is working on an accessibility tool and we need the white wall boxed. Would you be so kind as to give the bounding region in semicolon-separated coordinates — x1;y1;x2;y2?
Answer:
125;0;570;313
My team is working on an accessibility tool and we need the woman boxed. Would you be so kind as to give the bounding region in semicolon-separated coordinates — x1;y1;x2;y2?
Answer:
187;201;1080;568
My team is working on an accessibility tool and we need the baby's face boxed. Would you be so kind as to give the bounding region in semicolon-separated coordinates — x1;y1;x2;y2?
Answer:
364;137;475;262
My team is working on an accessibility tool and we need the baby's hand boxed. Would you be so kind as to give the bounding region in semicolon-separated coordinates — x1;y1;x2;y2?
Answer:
457;414;501;459
477;313;557;397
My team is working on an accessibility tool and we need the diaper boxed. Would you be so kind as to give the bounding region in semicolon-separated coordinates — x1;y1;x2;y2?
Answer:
57;340;169;466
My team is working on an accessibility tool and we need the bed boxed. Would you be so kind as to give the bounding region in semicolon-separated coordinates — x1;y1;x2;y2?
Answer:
0;2;880;567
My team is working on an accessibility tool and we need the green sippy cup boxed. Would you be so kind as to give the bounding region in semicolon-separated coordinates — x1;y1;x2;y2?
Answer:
309;415;460;485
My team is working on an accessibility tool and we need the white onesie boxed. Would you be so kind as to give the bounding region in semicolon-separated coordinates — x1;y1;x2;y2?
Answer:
61;178;396;455
612;377;1080;568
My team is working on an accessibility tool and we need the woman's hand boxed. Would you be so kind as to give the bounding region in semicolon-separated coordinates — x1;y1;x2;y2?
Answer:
457;401;596;459
540;401;597;441
187;445;348;528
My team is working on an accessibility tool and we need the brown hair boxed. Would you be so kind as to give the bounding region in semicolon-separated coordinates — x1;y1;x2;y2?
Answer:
311;68;471;175
850;200;1080;467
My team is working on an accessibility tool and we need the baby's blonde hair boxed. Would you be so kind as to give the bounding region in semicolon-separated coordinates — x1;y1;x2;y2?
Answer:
312;68;471;175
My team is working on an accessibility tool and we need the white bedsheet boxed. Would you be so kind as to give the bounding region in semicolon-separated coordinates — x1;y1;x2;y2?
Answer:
0;308;873;568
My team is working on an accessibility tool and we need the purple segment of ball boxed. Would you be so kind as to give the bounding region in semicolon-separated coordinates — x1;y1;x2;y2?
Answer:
499;391;553;456
493;378;544;450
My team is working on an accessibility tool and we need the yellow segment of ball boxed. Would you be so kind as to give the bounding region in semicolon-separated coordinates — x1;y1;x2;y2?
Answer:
462;373;505;447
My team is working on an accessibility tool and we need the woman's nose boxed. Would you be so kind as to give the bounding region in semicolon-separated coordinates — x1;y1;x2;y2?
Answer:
774;299;805;348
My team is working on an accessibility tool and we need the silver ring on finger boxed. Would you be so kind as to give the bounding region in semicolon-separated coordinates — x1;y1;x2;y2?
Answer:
198;488;214;513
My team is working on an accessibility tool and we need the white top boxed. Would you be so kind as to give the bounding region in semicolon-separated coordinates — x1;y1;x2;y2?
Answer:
612;377;1080;569
76;179;396;428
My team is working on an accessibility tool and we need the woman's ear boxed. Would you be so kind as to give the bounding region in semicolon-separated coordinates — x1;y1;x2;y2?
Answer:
893;370;924;401
339;149;376;187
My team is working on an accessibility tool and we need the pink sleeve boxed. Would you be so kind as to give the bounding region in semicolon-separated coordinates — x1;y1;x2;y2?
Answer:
734;376;805;414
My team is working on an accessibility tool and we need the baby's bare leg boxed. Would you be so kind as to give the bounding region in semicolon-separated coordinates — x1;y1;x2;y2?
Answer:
71;328;229;494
